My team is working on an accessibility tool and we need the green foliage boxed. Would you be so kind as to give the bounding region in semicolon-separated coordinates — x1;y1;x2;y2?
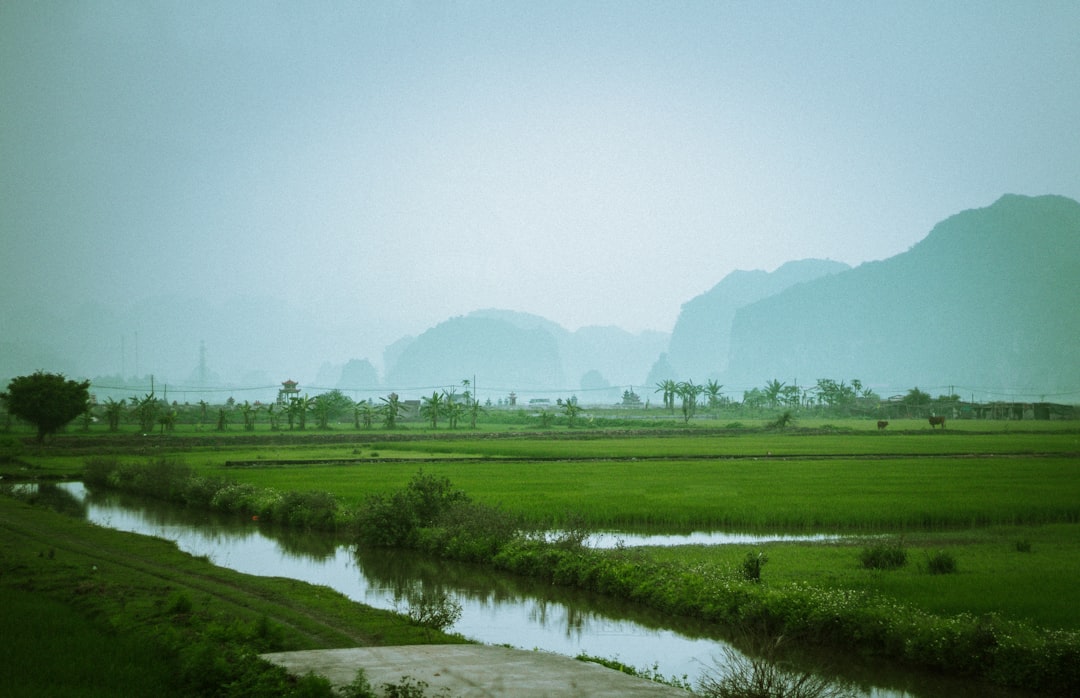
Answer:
339;669;378;698
767;411;795;430
1014;539;1033;553
0;435;25;464
902;387;932;414
399;588;463;635
926;550;957;575
131;393;161;434
741;551;769;582
859;540;908;570
560;396;582;427
1;371;91;443
676;380;702;423
356;470;469;548
0;587;177;697
82;456;344;531
420;391;444;428
311;390;353;429
379;393;405;429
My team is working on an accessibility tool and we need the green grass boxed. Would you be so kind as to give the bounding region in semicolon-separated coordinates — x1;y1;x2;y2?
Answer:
0;495;468;697
0;587;178;698
641;523;1080;630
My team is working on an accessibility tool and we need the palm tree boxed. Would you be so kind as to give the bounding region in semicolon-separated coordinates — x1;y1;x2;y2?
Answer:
445;399;464;429
354;400;375;429
654;379;677;414
561;396;583;428
379;393;405;429
763;379;786;409
240;401;257;431
467;399;485;429
158;409;177;434
103;397;125;432
421;391;445;429
676;380;702;423
704;380;723;409
130;392;159;434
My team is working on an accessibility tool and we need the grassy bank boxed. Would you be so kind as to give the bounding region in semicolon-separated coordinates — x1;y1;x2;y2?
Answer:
0;494;464;697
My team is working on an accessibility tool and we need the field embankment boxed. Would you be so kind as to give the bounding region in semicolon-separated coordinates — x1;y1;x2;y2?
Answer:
0;494;463;696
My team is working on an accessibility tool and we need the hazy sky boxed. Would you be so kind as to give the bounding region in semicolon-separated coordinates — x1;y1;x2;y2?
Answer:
4;1;1079;357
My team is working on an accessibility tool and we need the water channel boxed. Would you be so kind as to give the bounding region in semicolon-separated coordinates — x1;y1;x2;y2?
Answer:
45;482;1020;697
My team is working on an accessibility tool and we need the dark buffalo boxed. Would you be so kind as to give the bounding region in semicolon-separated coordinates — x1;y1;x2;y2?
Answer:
877;420;889;430
928;416;946;429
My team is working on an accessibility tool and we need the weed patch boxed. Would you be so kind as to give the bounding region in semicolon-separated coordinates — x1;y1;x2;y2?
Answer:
859;540;907;570
925;550;958;575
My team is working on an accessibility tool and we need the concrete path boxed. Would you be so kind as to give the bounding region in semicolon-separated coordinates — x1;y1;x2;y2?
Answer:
261;645;691;697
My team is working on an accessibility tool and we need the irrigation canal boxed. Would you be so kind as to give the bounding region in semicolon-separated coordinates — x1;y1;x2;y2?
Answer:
54;482;1026;698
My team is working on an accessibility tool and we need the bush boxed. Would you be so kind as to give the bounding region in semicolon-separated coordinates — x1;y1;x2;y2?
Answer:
0;435;25;463
355;470;469;548
859;540;907;570
926;550;957;575
740;551;769;582
398;588;462;635
1014;539;1033;553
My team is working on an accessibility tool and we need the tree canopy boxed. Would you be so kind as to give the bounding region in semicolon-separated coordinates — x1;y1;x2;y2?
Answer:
2;371;91;443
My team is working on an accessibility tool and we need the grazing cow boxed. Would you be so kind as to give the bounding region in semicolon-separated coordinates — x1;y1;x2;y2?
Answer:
877;420;889;430
928;416;946;429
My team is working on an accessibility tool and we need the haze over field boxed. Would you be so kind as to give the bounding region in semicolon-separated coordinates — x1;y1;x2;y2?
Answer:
3;2;1079;399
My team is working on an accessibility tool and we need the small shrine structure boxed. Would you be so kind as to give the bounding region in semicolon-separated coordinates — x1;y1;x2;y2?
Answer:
277;379;300;404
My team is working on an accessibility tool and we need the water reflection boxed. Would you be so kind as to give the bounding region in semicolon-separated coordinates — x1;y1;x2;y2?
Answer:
52;482;1025;698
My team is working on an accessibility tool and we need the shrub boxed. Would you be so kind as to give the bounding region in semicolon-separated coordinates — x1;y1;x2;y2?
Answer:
1014;539;1033;553
355;470;469;547
767;411;795;430
82;456;120;485
0;435;25;463
926;550;957;575
859;540;907;570
740;551;769;582
398;588;462;636
270;489;339;530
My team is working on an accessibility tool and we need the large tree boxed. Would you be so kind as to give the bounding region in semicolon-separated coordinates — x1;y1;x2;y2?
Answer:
2;371;91;443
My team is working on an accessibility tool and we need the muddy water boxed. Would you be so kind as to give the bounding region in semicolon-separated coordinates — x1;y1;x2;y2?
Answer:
54;483;1021;697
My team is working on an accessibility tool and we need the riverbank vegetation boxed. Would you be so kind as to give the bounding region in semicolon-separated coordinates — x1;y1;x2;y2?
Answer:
5;419;1080;693
0;493;464;697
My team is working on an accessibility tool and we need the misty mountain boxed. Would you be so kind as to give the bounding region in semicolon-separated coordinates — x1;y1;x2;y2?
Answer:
384;314;564;394
723;194;1080;396
383;309;669;400
666;259;851;380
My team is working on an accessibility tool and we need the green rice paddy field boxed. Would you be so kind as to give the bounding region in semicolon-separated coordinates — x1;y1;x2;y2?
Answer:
13;419;1080;630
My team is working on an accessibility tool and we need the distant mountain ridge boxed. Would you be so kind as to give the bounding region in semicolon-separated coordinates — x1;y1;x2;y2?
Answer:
723;194;1080;396
383;309;668;397
666;258;850;380
3;194;1075;403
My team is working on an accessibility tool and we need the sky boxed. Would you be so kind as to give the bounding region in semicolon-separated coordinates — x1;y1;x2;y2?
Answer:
3;1;1080;380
